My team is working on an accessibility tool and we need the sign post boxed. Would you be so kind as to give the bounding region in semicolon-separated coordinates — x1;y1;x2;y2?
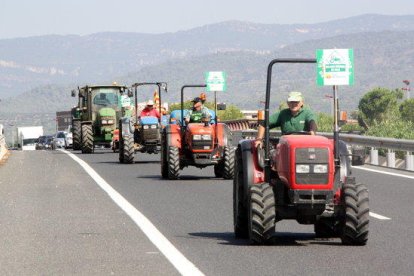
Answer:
316;49;354;162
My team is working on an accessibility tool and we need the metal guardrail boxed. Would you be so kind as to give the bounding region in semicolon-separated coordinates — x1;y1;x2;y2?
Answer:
224;119;414;171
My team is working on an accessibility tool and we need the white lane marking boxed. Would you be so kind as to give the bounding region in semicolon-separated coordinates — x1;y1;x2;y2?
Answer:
61;150;204;276
353;166;414;180
369;212;391;220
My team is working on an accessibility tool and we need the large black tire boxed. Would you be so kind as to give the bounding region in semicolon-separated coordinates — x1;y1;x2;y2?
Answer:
81;124;93;154
340;182;369;245
119;137;125;163
248;183;276;244
161;143;169;179
72;120;81;150
314;218;336;238
233;147;248;238
214;164;223;178
123;136;135;164
222;146;235;179
167;146;180;180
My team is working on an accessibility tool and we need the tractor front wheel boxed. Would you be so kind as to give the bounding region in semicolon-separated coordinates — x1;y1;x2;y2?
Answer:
248;183;276;244
340;182;369;245
167;146;180;180
123;136;134;164
81;124;93;154
222;146;235;179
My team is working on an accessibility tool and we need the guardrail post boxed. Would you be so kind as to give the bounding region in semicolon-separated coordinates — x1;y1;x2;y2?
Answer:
386;149;395;168
406;152;414;171
370;148;379;165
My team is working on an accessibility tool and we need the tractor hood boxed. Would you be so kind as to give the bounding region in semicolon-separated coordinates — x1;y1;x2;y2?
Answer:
186;123;214;136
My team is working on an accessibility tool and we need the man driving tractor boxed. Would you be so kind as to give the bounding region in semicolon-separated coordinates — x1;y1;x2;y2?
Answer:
184;97;211;124
255;91;317;147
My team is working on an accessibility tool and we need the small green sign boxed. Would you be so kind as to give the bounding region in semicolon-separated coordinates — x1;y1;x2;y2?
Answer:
120;95;131;107
316;49;354;86
205;71;227;92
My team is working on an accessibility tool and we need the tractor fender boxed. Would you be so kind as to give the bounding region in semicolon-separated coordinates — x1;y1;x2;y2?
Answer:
216;123;233;147
239;139;265;202
80;121;93;126
120;117;133;137
338;139;352;183
164;124;181;149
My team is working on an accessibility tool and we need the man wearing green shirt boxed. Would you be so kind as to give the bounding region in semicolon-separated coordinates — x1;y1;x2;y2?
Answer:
255;91;317;147
184;97;211;124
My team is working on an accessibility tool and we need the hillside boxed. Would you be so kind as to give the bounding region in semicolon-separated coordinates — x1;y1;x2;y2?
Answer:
1;14;413;99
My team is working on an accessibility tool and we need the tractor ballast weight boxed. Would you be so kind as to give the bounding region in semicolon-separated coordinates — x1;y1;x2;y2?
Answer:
71;84;130;154
233;58;369;245
118;82;167;164
161;84;235;180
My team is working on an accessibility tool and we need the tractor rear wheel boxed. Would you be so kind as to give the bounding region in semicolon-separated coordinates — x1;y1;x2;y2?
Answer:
123;136;134;164
233;147;248;238
81;124;93;154
248;183;276;244
340;182;369;245
72;120;81;150
167;146;180;180
222;146;235;179
119;137;124;163
161;144;168;179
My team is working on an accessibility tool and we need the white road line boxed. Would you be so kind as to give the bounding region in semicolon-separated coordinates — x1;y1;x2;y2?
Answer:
353;166;414;180
370;212;391;220
61;150;204;276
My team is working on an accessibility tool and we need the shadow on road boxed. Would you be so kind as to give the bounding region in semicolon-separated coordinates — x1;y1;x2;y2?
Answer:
189;231;340;246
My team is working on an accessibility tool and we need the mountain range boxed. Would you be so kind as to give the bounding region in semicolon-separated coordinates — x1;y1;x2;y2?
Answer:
0;14;414;135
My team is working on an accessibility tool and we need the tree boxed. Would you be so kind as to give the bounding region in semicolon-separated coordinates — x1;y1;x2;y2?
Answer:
399;98;414;123
358;87;402;126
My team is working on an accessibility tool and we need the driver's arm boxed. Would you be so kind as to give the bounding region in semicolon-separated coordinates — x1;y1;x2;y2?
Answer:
309;120;317;135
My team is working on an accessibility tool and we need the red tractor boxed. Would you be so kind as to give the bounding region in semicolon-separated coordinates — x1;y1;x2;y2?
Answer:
161;84;235;180
233;58;369;245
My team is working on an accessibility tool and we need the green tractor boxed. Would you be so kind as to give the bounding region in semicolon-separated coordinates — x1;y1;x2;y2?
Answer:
71;84;132;153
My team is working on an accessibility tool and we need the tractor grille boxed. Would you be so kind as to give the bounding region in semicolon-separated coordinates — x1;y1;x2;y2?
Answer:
295;148;329;185
192;140;213;150
142;128;160;140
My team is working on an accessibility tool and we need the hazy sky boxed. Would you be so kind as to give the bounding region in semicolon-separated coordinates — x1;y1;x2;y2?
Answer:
1;0;413;39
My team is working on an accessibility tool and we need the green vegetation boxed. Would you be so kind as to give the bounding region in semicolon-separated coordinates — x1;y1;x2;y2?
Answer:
357;87;414;140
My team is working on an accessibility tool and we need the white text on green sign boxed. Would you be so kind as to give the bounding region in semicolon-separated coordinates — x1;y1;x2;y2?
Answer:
316;49;354;86
205;71;227;92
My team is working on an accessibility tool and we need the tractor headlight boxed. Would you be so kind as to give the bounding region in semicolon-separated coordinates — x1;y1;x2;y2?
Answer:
296;164;310;173
201;134;211;140
150;124;157;129
313;164;328;173
143;125;149;129
193;134;201;140
102;119;108;125
107;119;114;125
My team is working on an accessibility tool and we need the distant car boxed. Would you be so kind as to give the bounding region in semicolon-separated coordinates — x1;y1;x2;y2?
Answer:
53;131;67;149
44;136;54;150
36;136;47;150
65;132;73;148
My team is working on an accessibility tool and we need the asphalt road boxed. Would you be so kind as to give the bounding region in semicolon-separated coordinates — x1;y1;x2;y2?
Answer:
1;149;414;275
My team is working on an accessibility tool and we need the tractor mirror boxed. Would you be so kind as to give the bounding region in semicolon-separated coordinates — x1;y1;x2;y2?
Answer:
217;103;226;110
71;90;76;97
351;146;365;166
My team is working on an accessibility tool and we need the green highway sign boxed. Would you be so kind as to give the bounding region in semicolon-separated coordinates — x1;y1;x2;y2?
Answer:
205;71;227;92
316;49;354;86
